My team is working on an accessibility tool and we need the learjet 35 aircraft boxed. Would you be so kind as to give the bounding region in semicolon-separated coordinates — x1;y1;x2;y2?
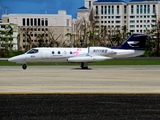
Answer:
8;33;148;70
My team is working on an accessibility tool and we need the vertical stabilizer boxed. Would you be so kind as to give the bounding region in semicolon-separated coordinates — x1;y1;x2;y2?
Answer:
111;34;148;50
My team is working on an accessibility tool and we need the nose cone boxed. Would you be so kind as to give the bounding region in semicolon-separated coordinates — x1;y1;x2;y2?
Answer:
8;55;26;63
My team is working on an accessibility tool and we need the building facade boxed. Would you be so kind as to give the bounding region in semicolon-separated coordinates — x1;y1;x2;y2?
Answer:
84;0;160;33
0;23;18;50
2;10;72;51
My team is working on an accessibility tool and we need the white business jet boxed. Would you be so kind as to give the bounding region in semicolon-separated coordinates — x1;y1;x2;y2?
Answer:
8;33;148;70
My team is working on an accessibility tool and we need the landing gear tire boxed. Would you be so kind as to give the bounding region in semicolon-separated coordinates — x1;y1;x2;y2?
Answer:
22;64;27;70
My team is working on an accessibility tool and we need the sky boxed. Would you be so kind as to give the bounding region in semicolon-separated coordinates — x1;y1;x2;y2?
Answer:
0;0;84;19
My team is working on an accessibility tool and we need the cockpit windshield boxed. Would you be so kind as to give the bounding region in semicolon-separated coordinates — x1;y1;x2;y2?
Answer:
27;49;39;54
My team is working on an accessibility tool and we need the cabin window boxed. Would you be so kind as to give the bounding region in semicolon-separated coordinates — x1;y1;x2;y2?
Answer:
27;49;38;54
52;51;54;54
70;51;72;54
63;51;67;54
58;51;61;54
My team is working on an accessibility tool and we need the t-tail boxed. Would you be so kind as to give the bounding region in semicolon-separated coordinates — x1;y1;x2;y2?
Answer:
111;33;148;50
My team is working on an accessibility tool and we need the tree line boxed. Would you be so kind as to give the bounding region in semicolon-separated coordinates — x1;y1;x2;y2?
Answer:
0;19;160;57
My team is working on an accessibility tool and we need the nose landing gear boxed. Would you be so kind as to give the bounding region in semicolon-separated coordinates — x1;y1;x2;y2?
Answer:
22;64;27;70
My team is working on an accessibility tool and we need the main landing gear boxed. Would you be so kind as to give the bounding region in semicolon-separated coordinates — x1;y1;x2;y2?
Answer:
81;62;88;69
22;64;27;70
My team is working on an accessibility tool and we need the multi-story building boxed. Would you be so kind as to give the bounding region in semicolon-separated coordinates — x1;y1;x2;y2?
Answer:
84;0;160;33
2;10;72;51
0;23;18;50
127;0;159;33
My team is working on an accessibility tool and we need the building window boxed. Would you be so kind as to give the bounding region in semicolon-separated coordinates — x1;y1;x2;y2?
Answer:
117;5;119;14
89;1;91;9
116;25;120;28
130;25;135;28
152;15;156;19
27;18;29;26
31;18;33;26
116;16;120;19
144;5;146;14
42;19;44;26
105;6;107;14
96;6;98;15
22;18;25;26
45;19;48;26
116;21;120;23
108;6;110;14
38;18;40;26
101;6;103;14
131;5;134;14
130;30;135;32
147;5;150;14
130;20;135;23
34;18;37;26
137;5;139;14
140;5;143;14
124;5;126;14
130;16;135;18
153;4;156;14
112;6;114;14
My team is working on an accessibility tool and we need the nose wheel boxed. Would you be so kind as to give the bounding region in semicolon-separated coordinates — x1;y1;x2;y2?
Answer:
22;64;27;70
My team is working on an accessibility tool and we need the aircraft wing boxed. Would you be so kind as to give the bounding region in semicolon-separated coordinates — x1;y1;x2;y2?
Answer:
67;56;111;62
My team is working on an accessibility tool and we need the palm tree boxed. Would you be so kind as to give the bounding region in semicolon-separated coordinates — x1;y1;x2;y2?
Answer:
65;33;75;47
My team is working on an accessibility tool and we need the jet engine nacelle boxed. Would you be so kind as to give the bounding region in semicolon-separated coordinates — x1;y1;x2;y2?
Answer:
67;56;111;62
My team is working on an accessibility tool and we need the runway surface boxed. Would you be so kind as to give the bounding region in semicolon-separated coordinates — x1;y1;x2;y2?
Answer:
0;65;160;93
0;65;160;119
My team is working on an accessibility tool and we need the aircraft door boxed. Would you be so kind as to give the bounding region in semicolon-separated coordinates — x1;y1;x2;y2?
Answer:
42;50;51;60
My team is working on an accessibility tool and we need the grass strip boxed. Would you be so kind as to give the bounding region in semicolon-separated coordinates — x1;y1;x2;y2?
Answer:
0;59;160;66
